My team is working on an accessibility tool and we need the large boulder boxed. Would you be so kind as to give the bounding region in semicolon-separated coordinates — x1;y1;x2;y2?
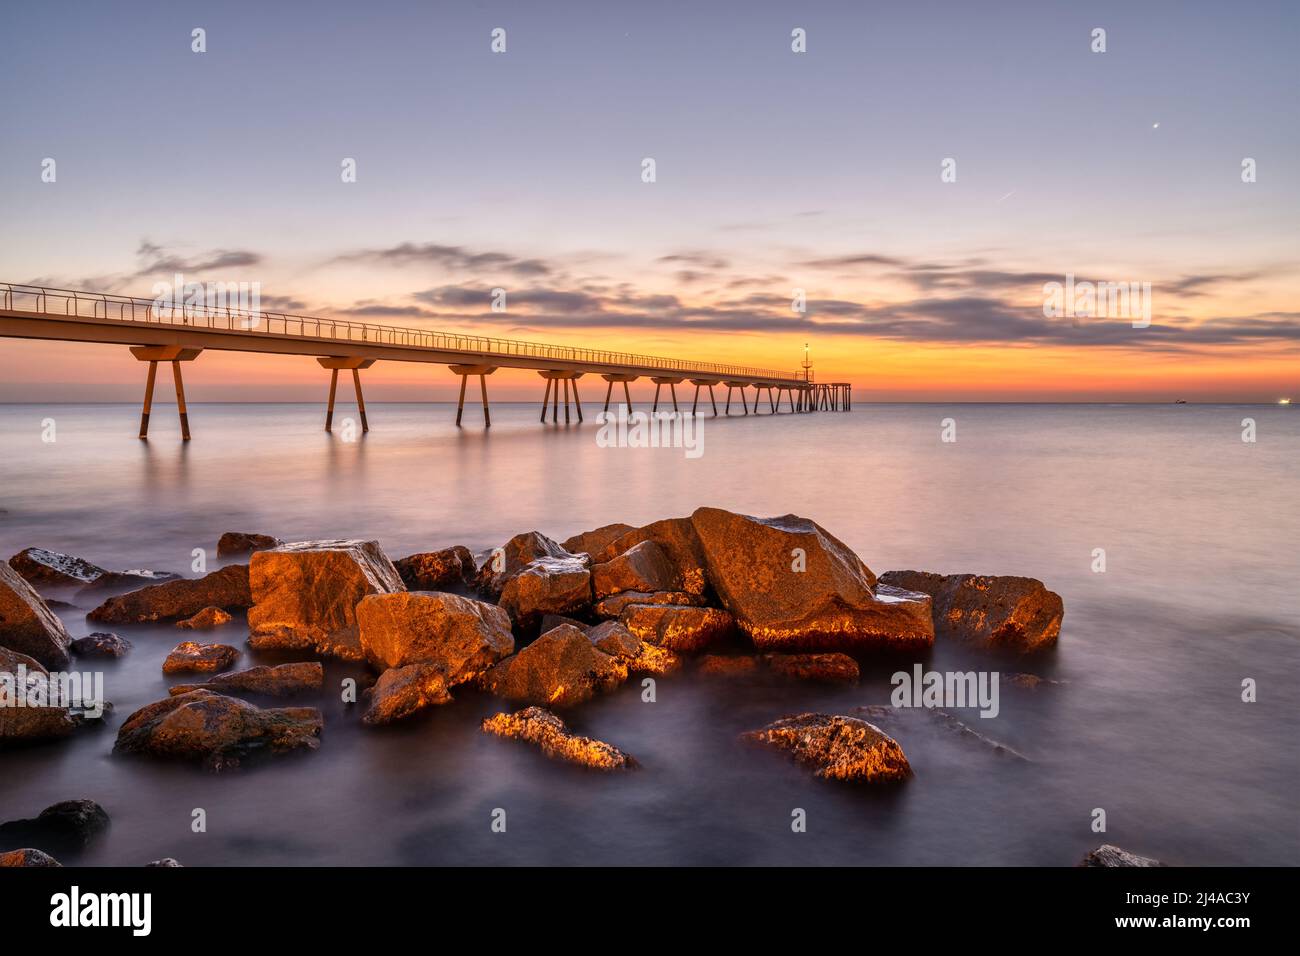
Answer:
246;540;404;661
169;662;323;698
618;603;735;653
114;690;322;771
1079;844;1164;867
561;523;637;559
87;564;251;625
498;559;592;635
0;848;61;867
595;518;709;596
480;624;626;709
591;541;681;598
477;532;587;598
482;707;637;770
743;713;911;782
357;591;513;684
0;799;109;853
162;642;238;675
362;663;452;726
393;547;477;591
690;508;933;652
0;646;77;744
216;531;281;558
877;571;1063;653
0;561;72;668
8;548;106;588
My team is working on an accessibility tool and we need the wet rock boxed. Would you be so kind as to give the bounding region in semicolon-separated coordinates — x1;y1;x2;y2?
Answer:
480;624;626;709
0;848;61;867
77;569;180;594
162;641;239;675
0;647;77;744
169;662;323;698
1005;672;1064;689
8;548;105;587
357;591;513;685
877;571;1063;653
394;546;477;591
114;689;322;771
87;564;251;625
247;540;404;661
619;603;735;653
588;620;683;676
362;663;453;725
593;589;705;619
0;561;72;669
70;632;132;658
742;713;912;782
216;531;281;558
146;858;183;867
561;523;637;559
176;606;233;630
1080;844;1164;867
0;799;109;853
482;707;637;770
697;654;761;678
763;653;860;684
477;531;588;598
498;559;593;635
691;508;933;652
596;518;710;596
591;541;681;599
540;614;589;634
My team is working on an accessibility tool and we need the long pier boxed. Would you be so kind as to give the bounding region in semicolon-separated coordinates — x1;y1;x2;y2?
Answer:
0;283;851;438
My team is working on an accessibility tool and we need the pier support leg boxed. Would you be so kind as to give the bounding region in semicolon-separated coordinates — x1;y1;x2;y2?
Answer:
352;369;369;432
623;381;633;410
670;383;679;412
603;380;613;413
572;378;583;422
480;375;491;427
450;365;497;428
131;345;202;440
709;385;718;416
138;360;158;439
325;369;339;431
725;386;733;415
541;379;552;422
692;384;700;414
455;374;467;426
171;361;191;441
653;383;661;413
563;378;571;424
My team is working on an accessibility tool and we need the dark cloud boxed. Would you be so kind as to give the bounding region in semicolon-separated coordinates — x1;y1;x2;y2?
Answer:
342;242;551;277
135;240;262;276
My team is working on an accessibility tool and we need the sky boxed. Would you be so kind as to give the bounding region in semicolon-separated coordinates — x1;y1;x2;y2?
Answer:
0;0;1296;402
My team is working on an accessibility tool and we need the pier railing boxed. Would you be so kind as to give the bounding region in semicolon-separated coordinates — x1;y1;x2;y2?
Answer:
0;282;802;382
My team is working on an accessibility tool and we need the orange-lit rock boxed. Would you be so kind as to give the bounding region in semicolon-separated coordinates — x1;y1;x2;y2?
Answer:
246;540;404;661
591;540;681;599
0;848;61;867
763;652;860;684
482;706;637;770
743;713;911;782
619;603;735;653
216;531;281;558
561;522;636;559
357;591;513;683
878;570;1063;653
0;646;77;744
176;606;233;630
7;548;105;587
595;517;709;596
362;662;453;725
169;662;323;697
593;589;705;619
162;641;238;675
697;654;760;677
87;564;251;626
476;531;587;598
690;508;933;652
0;561;72;668
114;689;321;771
480;624;626;708
587;620;683;675
394;546;477;591
498;559;592;635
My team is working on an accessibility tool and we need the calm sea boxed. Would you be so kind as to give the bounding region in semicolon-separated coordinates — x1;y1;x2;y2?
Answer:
1;402;1296;865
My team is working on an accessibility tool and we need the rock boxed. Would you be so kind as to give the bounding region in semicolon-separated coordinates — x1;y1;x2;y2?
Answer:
587;620;683;676
540;614;589;634
763;653;860;684
593;589;705;619
114;689;322;771
357;591;514;685
247;540;404;661
591;540;681;599
69;632;132;658
877;571;1063;653
1080;844;1164;868
77;569;180;594
480;624;626;709
176;606;233;630
8;548;105;587
619;604;735;653
169;662;323;698
744;713;911;782
482;707;637;770
477;531;588;598
146;858;183;867
0;799;109;853
0;848;61;867
0;561;72;669
561;522;637;558
216;531;281;558
691;508;933;652
498;559;592;635
697;655;761;678
0;647;77;744
596;518;710;596
394;547;477;591
362;663;453;725
626;643;684;676
1005;672;1063;689
87;564;251;625
162;641;239;675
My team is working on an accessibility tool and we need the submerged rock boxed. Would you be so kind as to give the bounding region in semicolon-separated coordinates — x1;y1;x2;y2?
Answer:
0;848;61;867
591;540;681;599
77;569;180;594
498;558;592;635
1080;844;1164;867
593;589;705;619
216;531;281;558
0;647;77;744
697;654;761;678
480;624;626;708
146;858;183;867
877;571;1063;653
0;799;109;853
169;662;323;698
595;518;710;596
482;706;637;770
87;564;251;625
8;548;105;587
162;641;238;675
743;713;912;782
619;603;735;653
697;652;859;684
176;606;233;630
362;663;452;725
691;508;933;652
394;546;477;591
70;632;132;658
0;561;72;669
114;690;322;771
247;540;404;661
357;591;513;684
